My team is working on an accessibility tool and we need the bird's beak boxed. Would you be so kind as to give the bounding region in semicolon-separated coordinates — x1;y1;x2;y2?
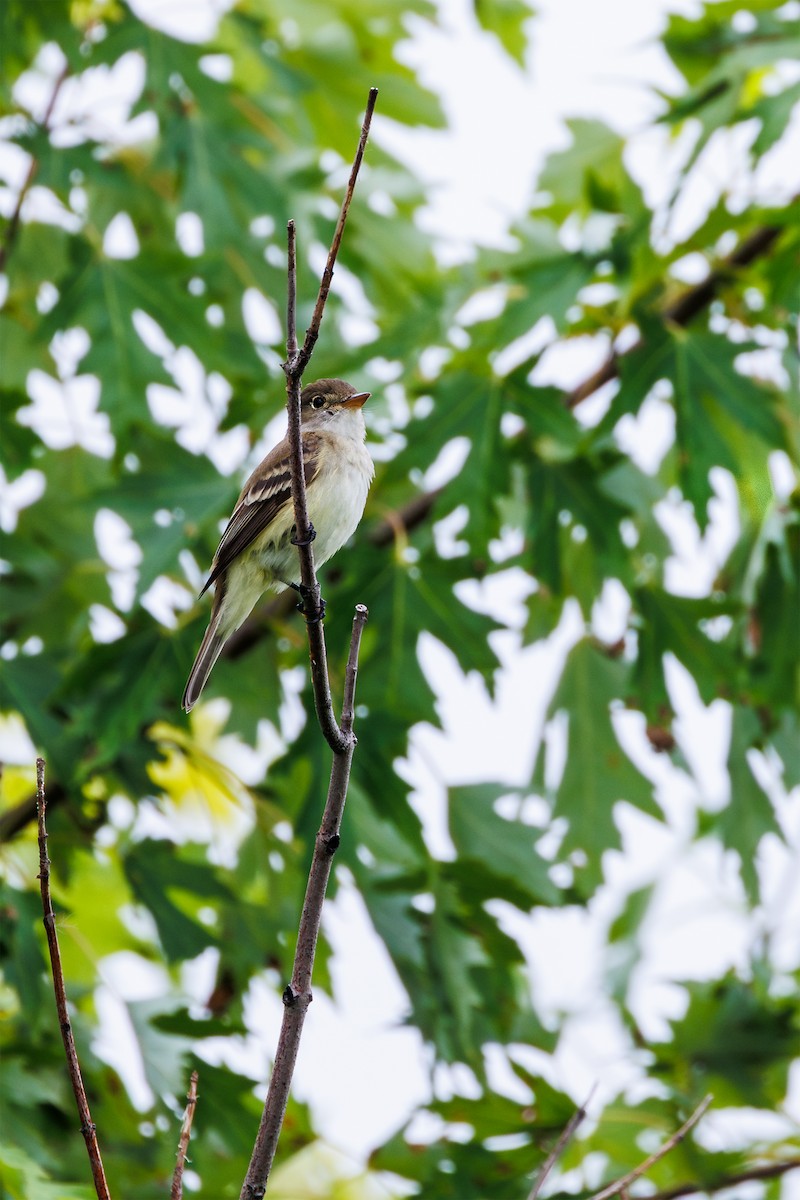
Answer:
342;390;371;409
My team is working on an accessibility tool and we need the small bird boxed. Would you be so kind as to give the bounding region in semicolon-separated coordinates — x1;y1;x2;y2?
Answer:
182;378;373;711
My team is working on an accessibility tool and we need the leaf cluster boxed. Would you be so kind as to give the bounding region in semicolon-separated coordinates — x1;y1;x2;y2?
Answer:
1;0;799;1197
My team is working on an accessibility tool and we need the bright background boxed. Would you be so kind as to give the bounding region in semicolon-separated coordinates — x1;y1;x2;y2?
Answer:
3;0;799;1186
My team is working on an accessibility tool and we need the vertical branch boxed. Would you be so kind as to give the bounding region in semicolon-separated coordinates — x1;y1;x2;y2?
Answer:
286;219;298;360
282;220;341;750
36;759;112;1200
281;88;377;754
0;62;68;271
171;1071;199;1200
296;87;378;371
239;87;376;1200
240;606;369;1200
241;86;376;1199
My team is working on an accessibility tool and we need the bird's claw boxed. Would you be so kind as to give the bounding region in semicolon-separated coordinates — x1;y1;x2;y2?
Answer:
293;582;326;624
291;523;317;548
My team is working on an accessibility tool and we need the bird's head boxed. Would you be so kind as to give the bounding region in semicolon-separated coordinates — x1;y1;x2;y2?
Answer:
300;378;371;431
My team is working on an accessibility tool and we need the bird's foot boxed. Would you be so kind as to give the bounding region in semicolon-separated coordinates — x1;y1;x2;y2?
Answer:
291;523;316;548
303;594;326;625
289;581;326;624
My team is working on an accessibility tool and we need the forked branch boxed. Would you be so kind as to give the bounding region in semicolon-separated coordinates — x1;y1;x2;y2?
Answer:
239;87;377;1199
240;607;368;1199
281;87;377;754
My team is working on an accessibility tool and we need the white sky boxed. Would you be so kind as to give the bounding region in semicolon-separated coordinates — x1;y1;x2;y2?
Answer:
4;0;800;1190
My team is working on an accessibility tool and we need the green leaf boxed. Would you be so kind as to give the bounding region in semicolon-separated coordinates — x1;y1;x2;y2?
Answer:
653;973;799;1108
0;1143;95;1200
474;0;533;66
124;840;233;961
602;328;787;528
538;119;644;221
751;79;800;158
537;638;661;895
605;883;656;1004
714;706;781;903
96;442;236;598
633;587;736;714
448;784;561;907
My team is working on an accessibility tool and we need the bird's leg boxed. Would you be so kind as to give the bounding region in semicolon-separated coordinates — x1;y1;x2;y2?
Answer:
289;524;325;622
300;589;326;624
284;578;326;624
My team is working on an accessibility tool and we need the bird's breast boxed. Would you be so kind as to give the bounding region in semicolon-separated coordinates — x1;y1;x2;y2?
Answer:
306;436;373;567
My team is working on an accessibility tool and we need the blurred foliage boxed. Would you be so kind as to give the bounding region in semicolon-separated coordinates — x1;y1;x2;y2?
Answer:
1;0;799;1196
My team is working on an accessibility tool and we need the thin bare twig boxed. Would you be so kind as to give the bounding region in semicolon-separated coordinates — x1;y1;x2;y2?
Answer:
295;87;379;373
286;219;298;359
646;1155;800;1200
281;88;377;754
36;758;111;1200
283;231;345;752
171;1071;199;1200
239;87;377;1200
565;220;784;409
0;63;69;272
528;1085;597;1200
240;605;368;1200
588;1095;713;1200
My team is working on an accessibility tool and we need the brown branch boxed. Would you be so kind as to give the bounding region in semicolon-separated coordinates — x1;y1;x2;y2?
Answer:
588;1095;713;1200
646;1155;800;1200
239;88;376;1199
294;87;379;374
565;219;783;409
171;1071;199;1200
528;1085;597;1200
0;62;69;272
664;222;783;326
283;241;346;752
370;487;445;547
2;131;783;847
36;758;111;1200
222;486;442;659
240;605;368;1199
280;88;377;754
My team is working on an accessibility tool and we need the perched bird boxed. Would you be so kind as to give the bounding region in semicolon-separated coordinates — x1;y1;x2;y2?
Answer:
182;378;373;711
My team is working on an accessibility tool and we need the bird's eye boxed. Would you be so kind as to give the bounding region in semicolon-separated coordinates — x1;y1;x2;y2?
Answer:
310;395;325;409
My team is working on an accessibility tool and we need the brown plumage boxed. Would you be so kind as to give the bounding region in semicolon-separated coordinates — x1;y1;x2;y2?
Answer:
182;379;373;711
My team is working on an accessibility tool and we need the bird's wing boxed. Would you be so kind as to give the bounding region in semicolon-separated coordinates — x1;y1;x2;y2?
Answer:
200;431;323;596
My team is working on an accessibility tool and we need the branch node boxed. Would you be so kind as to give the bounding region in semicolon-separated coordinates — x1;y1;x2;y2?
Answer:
282;985;298;1008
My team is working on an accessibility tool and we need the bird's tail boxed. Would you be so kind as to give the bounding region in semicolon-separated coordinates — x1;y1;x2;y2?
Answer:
182;611;226;712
